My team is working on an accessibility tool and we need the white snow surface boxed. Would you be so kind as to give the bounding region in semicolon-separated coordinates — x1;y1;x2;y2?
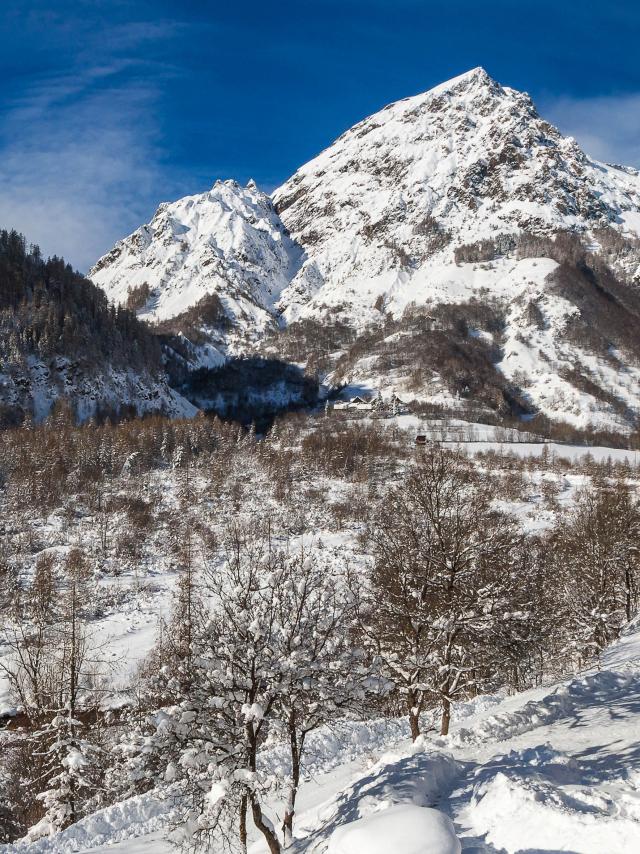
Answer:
273;67;640;326
0;357;197;424
6;618;640;854
327;804;460;854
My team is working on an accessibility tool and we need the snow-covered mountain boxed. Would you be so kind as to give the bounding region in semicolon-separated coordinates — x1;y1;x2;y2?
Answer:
90;68;640;430
90;179;302;351
273;67;640;324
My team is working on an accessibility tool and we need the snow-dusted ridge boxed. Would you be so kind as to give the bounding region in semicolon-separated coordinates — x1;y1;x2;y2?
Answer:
273;65;640;325
91;179;303;343
92;67;640;334
0;358;197;424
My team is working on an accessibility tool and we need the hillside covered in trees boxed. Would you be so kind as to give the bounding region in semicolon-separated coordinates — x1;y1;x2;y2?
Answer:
0;230;194;426
0;408;639;851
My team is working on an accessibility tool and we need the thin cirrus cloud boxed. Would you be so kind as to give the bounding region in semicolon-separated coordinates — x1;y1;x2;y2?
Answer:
0;66;170;273
0;12;189;273
541;92;640;169
2;1;639;275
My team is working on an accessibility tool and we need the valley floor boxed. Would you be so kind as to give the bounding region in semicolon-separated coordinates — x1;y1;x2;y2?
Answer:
5;620;639;854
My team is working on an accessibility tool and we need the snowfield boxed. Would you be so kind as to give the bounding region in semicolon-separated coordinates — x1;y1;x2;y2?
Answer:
5;620;640;853
326;805;460;854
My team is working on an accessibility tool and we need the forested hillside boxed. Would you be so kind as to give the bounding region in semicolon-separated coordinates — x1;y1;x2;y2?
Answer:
1;408;639;850
0;230;194;426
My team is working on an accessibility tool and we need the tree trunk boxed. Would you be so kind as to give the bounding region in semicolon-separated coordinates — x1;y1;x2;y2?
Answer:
239;793;248;854
440;695;451;736
251;795;281;854
409;708;421;741
245;718;280;854
282;717;302;846
441;637;454;736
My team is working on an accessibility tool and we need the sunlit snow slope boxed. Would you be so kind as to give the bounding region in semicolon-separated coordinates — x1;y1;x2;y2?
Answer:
6;617;640;853
90;179;302;341
274;67;640;324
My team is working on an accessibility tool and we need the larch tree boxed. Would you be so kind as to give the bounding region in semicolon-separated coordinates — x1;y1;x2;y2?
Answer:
0;548;107;838
553;480;640;663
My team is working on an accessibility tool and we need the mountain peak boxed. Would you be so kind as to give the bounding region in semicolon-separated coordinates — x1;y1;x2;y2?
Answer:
90;177;301;333
430;65;496;92
91;69;640;432
273;66;640;320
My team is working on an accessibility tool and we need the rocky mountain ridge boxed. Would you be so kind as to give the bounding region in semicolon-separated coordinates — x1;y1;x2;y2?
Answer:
90;179;302;362
273;67;640;324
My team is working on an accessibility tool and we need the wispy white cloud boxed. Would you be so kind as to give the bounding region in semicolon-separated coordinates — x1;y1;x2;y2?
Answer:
541;92;640;168
0;20;186;272
4;7;640;276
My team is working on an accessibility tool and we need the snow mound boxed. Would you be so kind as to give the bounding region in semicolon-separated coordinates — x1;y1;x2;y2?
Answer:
0;788;184;853
327;804;460;854
450;668;640;747
466;763;640;854
601;613;640;670
295;747;461;851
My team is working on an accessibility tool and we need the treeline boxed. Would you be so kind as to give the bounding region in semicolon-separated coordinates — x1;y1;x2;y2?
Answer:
0;405;637;516
453;229;596;267
0;408;231;510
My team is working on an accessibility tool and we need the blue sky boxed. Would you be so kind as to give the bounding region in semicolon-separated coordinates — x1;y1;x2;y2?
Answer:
1;0;639;270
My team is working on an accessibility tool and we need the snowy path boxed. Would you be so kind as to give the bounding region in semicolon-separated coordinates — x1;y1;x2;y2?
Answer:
286;627;640;853
5;627;640;853
448;669;640;852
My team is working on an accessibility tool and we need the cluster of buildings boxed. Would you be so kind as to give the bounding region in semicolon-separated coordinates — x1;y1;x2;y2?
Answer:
327;392;409;415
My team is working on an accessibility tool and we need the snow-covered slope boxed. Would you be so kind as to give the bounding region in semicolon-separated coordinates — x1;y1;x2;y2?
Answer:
0;231;198;425
90;180;302;345
274;67;640;324
90;68;640;428
0;357;196;424
7;618;640;853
